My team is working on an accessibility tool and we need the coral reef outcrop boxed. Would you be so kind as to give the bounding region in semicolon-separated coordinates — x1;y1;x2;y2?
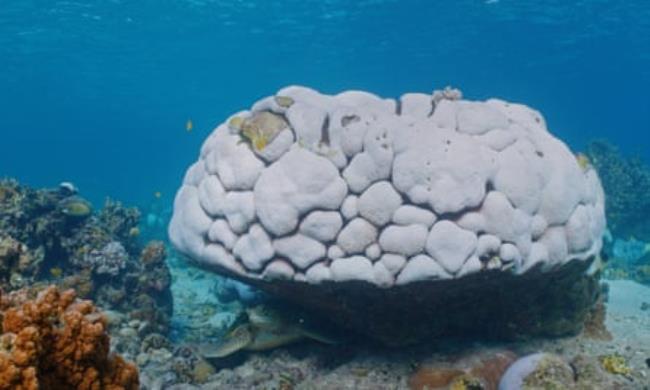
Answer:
80;241;128;276
170;86;606;345
0;286;138;390
587;140;650;241
0;179;173;339
0;236;37;290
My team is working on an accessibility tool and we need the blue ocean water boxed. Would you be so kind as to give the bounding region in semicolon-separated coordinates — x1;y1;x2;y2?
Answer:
1;0;649;208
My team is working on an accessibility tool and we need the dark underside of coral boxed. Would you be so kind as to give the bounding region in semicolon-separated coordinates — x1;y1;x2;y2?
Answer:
203;256;603;347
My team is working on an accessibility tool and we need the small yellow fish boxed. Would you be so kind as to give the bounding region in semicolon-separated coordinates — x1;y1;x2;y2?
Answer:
50;267;63;278
154;191;162;199
186;119;193;132
129;227;140;237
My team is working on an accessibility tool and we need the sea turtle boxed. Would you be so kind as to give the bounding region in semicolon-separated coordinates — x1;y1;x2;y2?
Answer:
197;304;340;358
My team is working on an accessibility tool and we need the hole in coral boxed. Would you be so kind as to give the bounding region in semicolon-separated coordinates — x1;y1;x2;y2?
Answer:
320;115;331;147
340;115;360;127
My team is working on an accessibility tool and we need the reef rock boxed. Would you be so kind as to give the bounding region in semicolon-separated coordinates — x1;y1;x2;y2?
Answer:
80;241;128;276
169;86;607;345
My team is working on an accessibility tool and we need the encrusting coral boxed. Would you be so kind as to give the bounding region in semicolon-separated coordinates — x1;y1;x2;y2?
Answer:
0;236;38;290
581;294;612;341
599;354;632;377
79;241;128;276
98;199;141;254
0;286;138;389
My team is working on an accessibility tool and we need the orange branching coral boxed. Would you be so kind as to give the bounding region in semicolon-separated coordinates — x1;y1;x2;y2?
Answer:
0;286;139;390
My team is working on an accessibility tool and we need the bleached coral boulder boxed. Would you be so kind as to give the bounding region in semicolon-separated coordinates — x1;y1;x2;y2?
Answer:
169;86;606;345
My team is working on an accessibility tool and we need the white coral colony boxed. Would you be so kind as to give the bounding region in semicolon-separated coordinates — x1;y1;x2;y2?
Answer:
169;86;606;288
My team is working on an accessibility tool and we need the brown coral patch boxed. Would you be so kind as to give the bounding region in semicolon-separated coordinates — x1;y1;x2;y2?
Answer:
0;236;37;283
408;350;517;390
582;297;613;341
0;286;138;390
140;241;166;267
59;269;94;299
467;350;517;389
409;367;465;389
